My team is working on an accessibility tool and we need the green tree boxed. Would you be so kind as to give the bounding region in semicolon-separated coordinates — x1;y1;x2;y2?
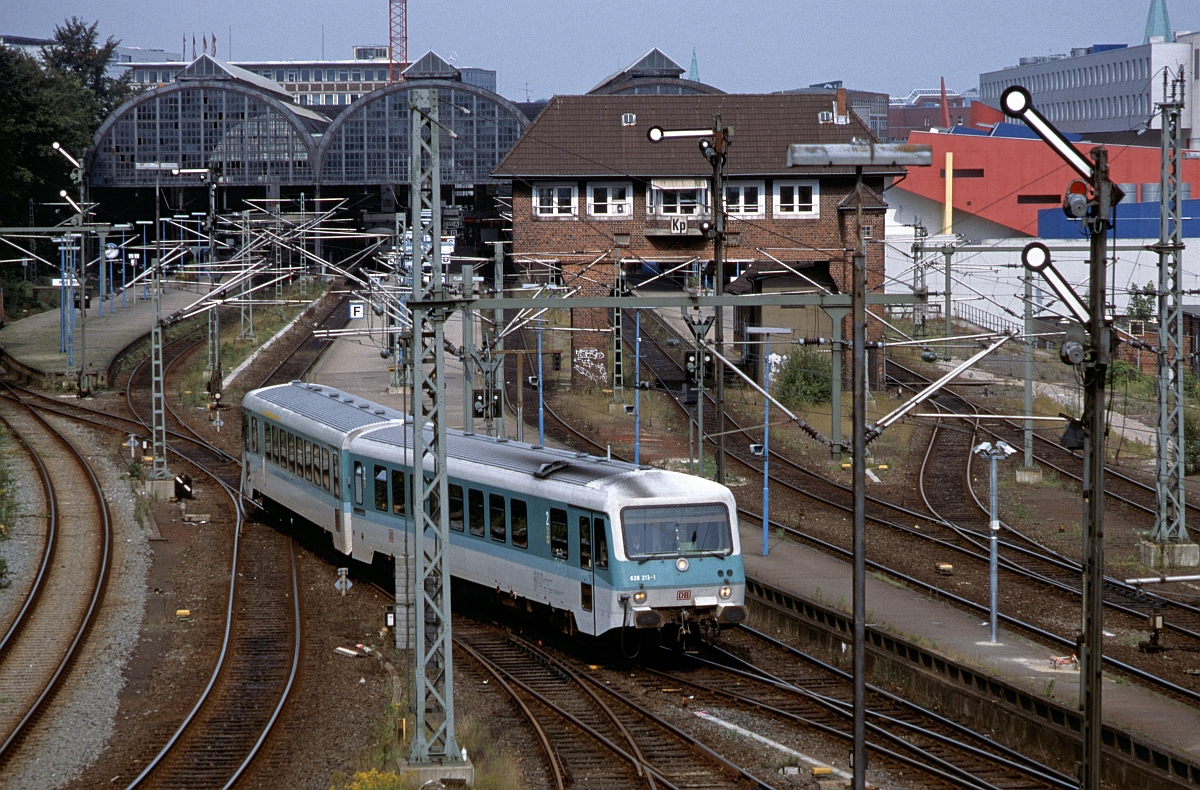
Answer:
774;348;832;406
1127;281;1156;322
0;45;94;228
41;17;135;125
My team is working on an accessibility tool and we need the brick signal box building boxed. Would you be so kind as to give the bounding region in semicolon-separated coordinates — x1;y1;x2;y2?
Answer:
494;91;900;386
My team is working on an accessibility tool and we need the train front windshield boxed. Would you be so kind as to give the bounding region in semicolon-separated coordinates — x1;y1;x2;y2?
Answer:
621;504;733;560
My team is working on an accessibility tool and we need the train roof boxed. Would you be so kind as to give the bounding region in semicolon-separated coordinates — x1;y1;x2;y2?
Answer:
249;381;405;432
246;382;656;488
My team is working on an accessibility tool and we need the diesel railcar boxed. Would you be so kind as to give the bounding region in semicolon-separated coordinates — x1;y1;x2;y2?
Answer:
241;382;745;638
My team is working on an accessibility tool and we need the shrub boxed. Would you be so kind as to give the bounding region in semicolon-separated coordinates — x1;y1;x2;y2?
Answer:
774;348;832;406
1184;409;1200;476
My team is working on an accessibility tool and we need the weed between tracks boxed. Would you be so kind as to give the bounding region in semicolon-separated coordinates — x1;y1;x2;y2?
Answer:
177;281;326;409
328;651;521;790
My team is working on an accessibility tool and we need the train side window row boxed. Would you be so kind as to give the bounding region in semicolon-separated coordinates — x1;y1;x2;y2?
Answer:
264;422;335;495
346;458;603;566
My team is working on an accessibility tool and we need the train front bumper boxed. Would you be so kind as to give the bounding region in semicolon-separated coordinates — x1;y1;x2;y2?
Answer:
629;601;745;629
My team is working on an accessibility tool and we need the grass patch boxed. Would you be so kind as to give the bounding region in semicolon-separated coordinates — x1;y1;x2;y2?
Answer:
177;281;326;408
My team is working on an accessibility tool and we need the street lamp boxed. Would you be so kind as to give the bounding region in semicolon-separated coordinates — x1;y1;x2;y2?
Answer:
972;440;1016;644
745;326;791;557
786;140;932;790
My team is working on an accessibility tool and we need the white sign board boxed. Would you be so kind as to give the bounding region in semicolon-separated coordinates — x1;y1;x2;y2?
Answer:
670;217;689;235
349;301;365;320
52;278;82;287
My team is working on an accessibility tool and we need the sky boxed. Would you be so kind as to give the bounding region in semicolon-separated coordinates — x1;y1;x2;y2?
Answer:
2;1;1197;101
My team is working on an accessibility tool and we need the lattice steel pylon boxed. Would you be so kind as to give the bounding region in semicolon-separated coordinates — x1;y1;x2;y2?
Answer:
238;211;256;340
1152;71;1188;545
408;87;462;766
150;255;169;481
389;0;407;81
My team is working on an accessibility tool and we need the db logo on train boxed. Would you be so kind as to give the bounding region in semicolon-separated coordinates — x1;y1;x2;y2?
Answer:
676;590;691;601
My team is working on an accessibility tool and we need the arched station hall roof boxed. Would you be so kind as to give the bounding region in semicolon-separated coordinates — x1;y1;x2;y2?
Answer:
316;51;530;186
88;51;529;189
89;55;327;188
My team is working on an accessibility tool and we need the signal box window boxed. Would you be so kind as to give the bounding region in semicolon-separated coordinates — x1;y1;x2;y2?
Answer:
449;484;464;532
535;184;576;216
725;183;764;216
550;508;569;560
392;469;406;515
468;489;485;537
588;183;631;217
773;180;819;219
579;516;592;569
650;187;705;216
374;465;388;512
511;499;528;548
490;494;507;543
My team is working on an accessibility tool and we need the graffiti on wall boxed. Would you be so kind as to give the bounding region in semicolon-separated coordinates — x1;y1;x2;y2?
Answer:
573;346;606;384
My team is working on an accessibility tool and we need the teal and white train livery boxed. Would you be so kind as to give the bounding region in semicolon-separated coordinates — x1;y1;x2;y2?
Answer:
241;382;745;639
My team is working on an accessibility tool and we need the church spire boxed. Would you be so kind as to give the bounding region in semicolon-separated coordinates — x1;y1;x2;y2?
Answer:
688;47;699;82
1145;0;1173;43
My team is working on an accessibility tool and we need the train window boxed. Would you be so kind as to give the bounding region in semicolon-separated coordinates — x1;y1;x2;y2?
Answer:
332;450;341;497
579;517;592;569
580;582;593;612
392;469;406;515
264;423;272;459
595;518;609;569
550;508;569;560
353;461;363;505
468;489;485;536
511;499;528;548
242;416;249;451
288;434;296;473
321;449;330;490
252;417;258;454
272;426;279;465
305;441;313;482
374;465;388;511
490;494;506;543
449;484;464;531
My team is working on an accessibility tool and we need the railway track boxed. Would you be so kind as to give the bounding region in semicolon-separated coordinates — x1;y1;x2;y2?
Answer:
0;384;112;765
454;617;773;790
518;312;1200;711
666;626;1075;790
2;292;336;787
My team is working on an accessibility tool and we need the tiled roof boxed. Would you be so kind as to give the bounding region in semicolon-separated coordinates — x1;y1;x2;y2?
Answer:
494;94;902;180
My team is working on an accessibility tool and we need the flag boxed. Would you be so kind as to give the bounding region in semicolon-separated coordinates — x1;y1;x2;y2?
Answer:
211;32;216;57
202;35;207;56
183;35;186;62
192;35;196;60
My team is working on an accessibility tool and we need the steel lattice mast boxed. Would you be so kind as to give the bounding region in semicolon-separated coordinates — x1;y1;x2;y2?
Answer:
1152;71;1188;546
408;86;461;766
389;0;407;81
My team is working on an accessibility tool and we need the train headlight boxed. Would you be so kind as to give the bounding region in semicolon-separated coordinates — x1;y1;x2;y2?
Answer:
675;557;689;573
633;590;647;605
720;585;732;600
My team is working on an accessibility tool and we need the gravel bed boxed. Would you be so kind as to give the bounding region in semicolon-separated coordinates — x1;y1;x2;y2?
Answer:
3;416;151;789
0;428;49;637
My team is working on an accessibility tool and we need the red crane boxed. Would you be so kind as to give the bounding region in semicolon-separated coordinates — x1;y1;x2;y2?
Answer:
389;0;407;82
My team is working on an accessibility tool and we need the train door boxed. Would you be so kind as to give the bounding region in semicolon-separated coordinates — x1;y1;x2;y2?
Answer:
575;509;604;635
